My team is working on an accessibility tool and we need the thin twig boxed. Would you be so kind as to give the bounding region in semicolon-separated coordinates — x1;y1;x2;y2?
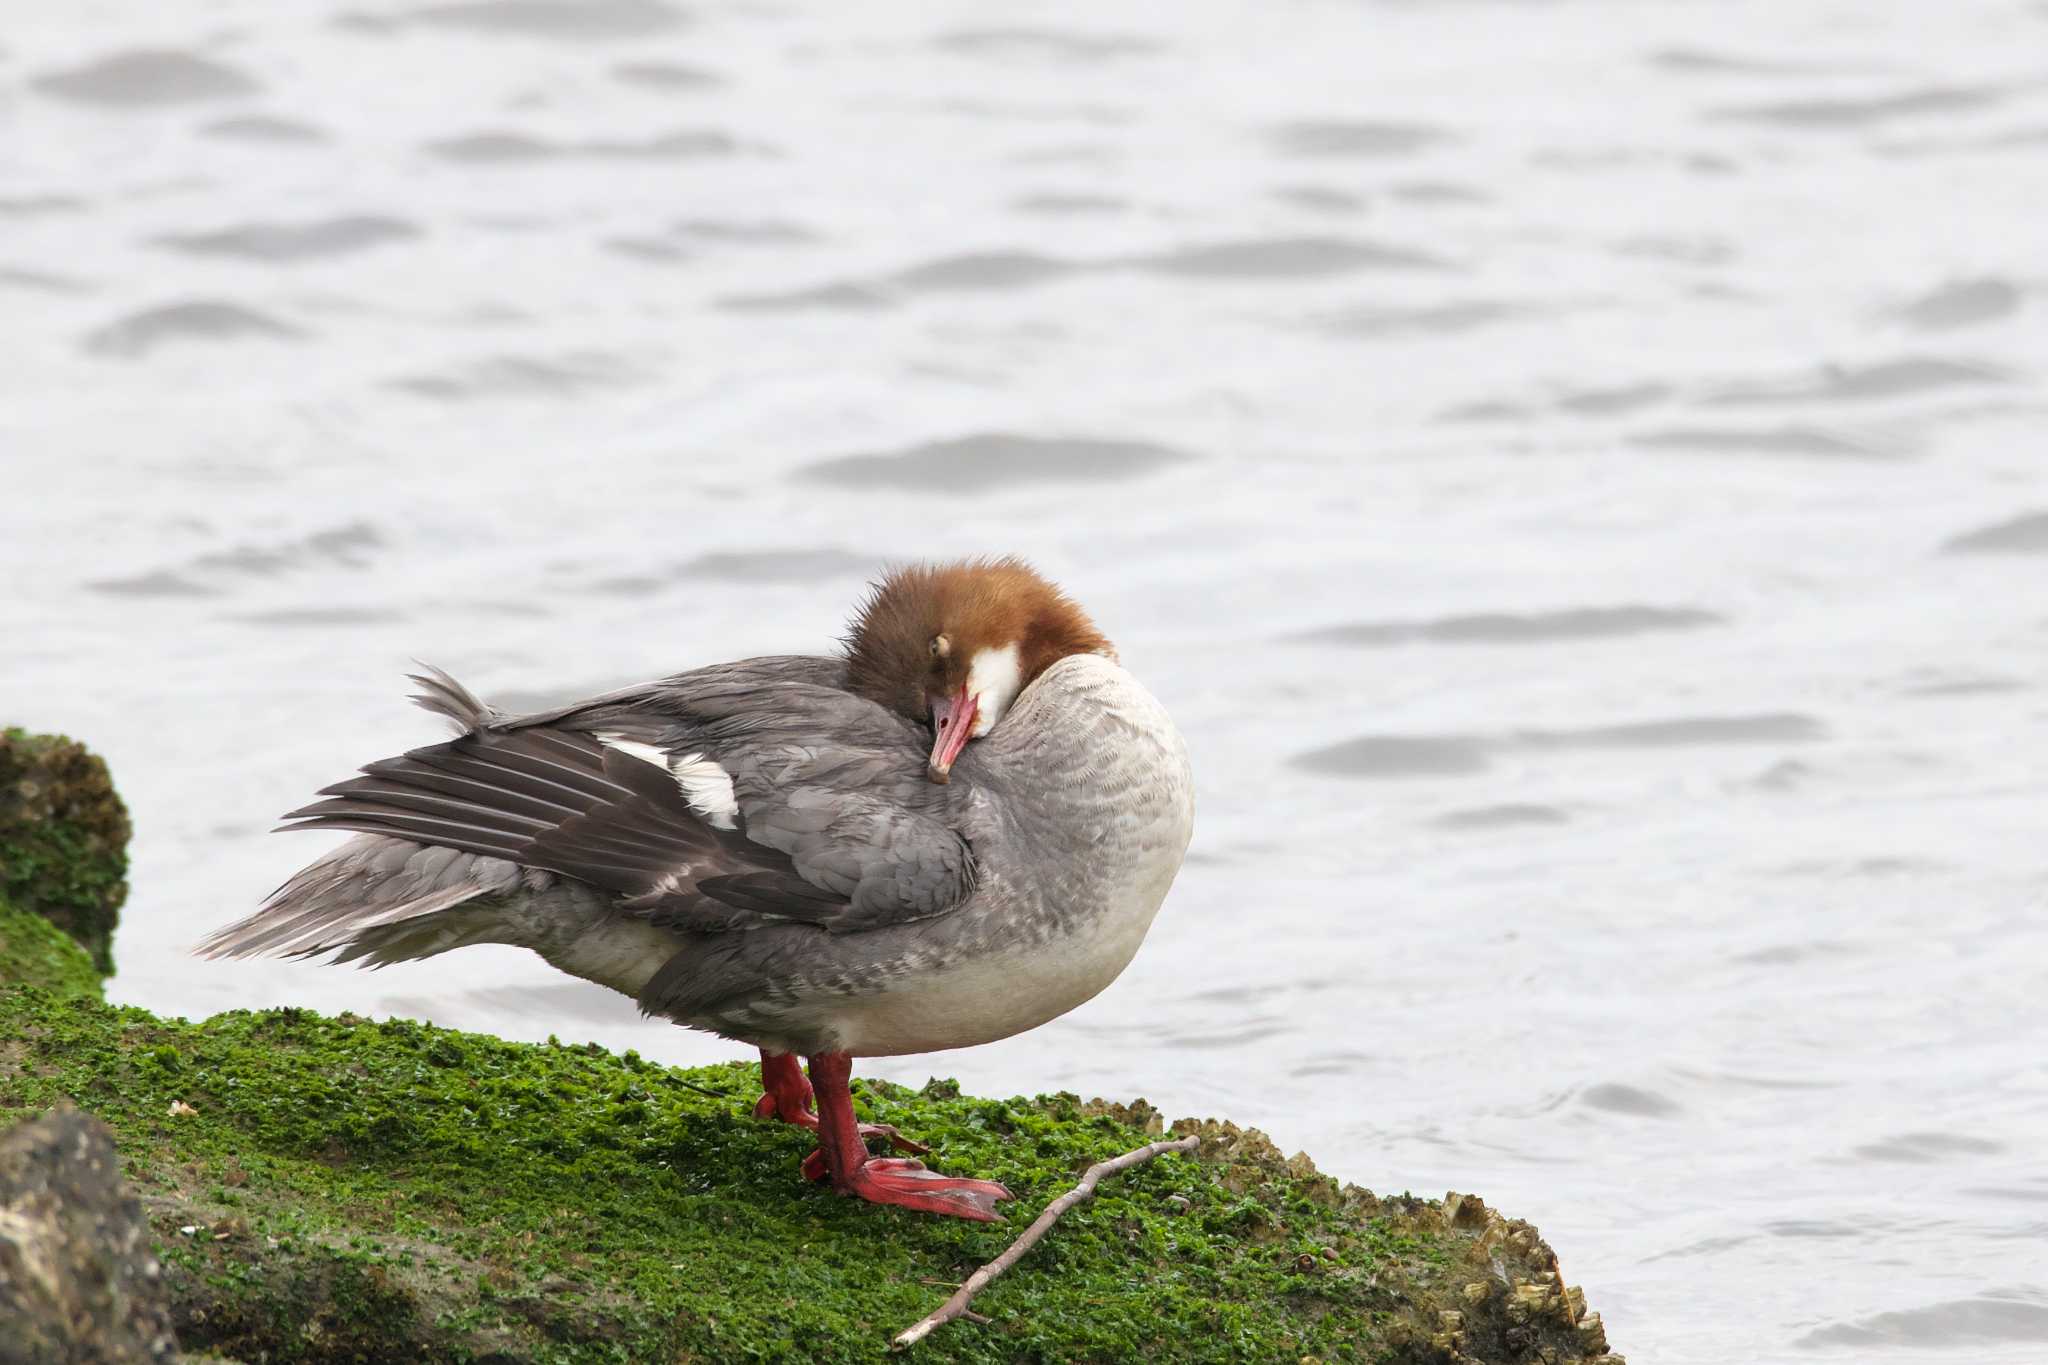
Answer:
891;1134;1199;1350
672;1078;728;1100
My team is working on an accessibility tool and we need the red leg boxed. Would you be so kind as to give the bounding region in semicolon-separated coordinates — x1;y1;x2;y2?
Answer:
753;1050;815;1123
802;1052;1012;1222
753;1049;929;1155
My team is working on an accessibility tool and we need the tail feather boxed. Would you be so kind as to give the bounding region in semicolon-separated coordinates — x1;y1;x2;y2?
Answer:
196;833;521;962
408;662;499;736
327;903;527;968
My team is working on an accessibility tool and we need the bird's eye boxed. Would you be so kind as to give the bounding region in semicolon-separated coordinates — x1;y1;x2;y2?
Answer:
929;634;950;659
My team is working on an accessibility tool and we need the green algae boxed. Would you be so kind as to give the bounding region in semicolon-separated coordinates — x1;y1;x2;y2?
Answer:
0;985;1611;1363
0;894;103;999
0;727;132;976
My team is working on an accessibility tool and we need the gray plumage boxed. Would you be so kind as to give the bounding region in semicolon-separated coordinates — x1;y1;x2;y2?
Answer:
200;652;1194;1058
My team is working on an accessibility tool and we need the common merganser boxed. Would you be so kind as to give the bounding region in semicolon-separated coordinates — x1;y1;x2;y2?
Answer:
198;558;1195;1220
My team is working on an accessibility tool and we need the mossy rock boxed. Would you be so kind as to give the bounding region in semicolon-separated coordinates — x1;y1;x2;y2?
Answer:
0;727;1620;1362
0;986;1618;1363
0;893;105;999
0;728;132;976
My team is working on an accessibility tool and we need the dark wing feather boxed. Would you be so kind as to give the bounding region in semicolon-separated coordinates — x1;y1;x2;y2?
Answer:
693;872;847;915
281;656;979;936
280;727;817;930
543;662;981;932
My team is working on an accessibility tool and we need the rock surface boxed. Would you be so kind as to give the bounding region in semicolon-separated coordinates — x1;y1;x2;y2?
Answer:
2;987;1625;1363
0;1107;180;1365
0;729;131;977
0;727;1625;1362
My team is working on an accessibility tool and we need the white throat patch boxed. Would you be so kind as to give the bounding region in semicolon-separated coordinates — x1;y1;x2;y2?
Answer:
965;642;1024;736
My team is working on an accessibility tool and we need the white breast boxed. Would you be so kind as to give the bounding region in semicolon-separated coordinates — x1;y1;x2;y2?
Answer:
829;653;1195;1057
827;878;1175;1056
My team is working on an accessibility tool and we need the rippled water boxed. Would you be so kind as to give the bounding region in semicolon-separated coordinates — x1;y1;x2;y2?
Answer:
6;3;2048;1360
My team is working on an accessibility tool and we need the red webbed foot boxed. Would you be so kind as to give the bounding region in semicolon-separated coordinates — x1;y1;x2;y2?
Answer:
802;1151;1012;1222
796;1051;1006;1220
846;1158;1013;1222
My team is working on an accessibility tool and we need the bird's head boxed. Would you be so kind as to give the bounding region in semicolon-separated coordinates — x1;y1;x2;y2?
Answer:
844;558;1115;783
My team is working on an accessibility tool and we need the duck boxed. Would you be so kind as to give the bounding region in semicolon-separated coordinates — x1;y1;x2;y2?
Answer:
198;557;1196;1220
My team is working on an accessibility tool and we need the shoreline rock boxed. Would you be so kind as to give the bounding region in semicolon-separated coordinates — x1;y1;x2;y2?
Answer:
1;727;132;978
0;729;1625;1362
0;1107;180;1364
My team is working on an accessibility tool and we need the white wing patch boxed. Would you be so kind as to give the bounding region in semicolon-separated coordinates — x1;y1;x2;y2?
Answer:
596;734;740;829
597;736;670;770
671;751;740;829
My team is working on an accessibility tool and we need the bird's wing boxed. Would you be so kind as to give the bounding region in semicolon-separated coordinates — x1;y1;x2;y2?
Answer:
279;658;978;935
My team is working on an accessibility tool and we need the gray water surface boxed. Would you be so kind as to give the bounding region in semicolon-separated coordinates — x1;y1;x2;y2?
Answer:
5;3;2047;1361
